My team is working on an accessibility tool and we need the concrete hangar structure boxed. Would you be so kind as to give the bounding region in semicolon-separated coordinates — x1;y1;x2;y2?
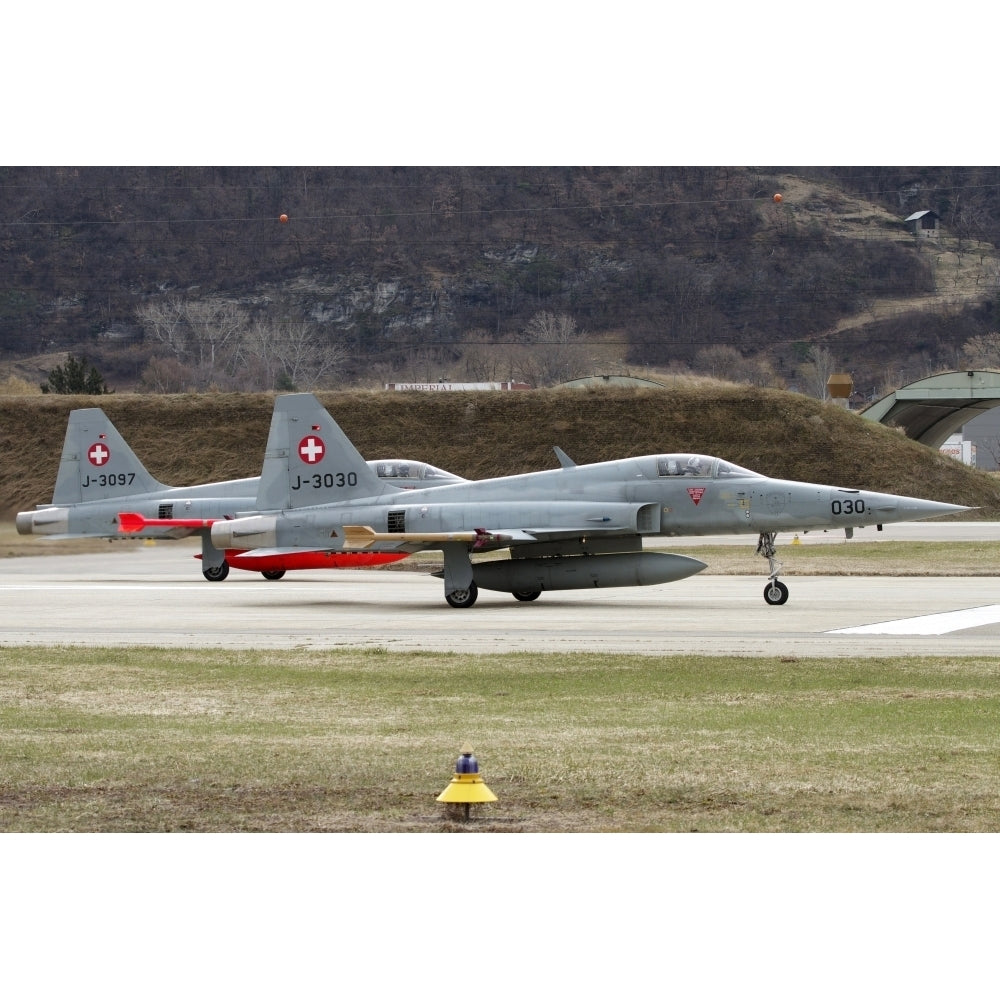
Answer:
862;370;1000;450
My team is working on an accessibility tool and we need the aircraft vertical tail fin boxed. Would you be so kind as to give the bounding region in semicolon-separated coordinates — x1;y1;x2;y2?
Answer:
254;393;391;511
51;408;167;504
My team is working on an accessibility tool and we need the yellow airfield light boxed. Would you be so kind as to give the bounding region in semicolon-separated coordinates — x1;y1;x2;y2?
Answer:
437;744;497;820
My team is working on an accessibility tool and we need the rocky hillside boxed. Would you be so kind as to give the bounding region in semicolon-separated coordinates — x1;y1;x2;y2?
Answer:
3;167;1000;400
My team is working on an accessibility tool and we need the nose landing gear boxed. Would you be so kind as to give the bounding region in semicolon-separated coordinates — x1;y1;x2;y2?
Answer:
756;531;789;605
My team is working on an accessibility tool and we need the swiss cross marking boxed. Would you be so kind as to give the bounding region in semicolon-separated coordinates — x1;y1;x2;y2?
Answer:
298;435;325;464
88;442;110;466
686;487;706;505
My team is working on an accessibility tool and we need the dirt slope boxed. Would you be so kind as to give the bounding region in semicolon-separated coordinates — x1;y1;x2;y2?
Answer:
3;385;998;521
773;173;999;339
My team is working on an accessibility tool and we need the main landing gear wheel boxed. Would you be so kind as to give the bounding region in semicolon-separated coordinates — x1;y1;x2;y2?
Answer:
445;582;479;608
513;590;541;602
764;580;789;605
203;561;230;582
261;569;286;580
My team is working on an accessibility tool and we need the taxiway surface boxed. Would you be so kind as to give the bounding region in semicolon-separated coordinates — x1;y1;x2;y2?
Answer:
2;535;997;657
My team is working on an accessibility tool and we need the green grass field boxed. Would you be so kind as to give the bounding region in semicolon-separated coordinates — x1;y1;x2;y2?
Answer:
4;531;998;832
2;645;997;832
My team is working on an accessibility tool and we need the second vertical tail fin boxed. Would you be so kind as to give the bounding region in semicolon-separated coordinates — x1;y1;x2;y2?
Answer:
254;394;393;511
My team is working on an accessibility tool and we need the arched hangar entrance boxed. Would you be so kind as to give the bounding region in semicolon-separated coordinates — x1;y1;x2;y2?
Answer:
861;370;1000;448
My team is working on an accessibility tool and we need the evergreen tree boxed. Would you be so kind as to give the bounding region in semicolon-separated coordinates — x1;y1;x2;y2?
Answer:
41;354;112;395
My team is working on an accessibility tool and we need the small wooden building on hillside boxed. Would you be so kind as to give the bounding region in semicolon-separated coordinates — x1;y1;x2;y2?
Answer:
904;210;940;238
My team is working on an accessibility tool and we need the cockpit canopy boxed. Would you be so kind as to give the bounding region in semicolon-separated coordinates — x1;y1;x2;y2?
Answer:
368;459;467;489
654;454;758;479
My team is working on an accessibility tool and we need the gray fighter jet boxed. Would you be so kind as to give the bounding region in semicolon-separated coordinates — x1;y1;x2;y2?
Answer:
209;392;970;607
14;406;464;581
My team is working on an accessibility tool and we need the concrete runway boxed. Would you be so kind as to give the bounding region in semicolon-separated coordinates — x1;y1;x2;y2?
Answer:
2;527;998;657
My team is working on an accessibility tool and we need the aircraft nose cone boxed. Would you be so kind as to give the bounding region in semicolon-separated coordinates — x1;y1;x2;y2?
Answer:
863;492;972;524
902;499;972;518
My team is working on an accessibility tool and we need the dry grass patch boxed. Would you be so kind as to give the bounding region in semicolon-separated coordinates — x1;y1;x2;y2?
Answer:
4;387;1000;519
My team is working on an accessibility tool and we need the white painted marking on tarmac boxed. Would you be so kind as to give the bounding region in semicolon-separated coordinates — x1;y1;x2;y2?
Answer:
829;605;1000;636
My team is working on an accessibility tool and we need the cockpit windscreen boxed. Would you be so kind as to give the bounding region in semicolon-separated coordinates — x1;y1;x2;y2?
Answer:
655;455;756;479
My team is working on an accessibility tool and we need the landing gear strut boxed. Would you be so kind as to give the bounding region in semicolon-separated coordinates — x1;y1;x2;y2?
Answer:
756;531;789;605
200;533;230;583
442;542;478;608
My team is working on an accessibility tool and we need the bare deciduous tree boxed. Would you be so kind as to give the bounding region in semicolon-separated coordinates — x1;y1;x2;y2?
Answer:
184;300;247;374
797;345;838;400
136;299;190;361
513;311;590;386
961;331;1000;369
692;345;745;382
136;298;250;389
138;355;194;393
460;329;506;382
692;345;780;387
137;298;349;391
242;317;349;390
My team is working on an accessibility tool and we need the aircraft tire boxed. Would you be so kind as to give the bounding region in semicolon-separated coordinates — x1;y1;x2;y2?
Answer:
445;582;479;608
261;570;286;580
203;561;230;582
513;590;541;602
763;580;789;605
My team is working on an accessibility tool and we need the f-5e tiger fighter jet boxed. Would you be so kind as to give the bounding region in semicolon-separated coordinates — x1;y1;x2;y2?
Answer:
209;392;970;607
15;405;465;581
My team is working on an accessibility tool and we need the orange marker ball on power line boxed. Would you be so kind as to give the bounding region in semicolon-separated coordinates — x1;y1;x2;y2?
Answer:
279;213;289;223
772;193;782;203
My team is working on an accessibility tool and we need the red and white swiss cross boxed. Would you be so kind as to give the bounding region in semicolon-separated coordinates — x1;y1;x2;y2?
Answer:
87;442;111;466
298;435;326;464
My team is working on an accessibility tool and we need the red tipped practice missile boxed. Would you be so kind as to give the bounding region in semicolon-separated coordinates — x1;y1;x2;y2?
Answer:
118;512;217;533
